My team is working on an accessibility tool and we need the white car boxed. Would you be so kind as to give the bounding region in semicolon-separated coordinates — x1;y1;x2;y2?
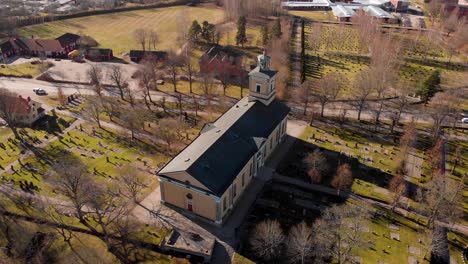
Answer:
462;118;468;124
33;88;47;95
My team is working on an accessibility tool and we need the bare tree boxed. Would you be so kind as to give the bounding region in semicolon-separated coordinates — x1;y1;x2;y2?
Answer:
249;219;285;261
137;65;157;111
148;30;158;50
123;86;136;108
133;28;147;51
308;23;322;54
450;145;463;175
399;119;417;156
156;118;182;151
287;221;314;264
87;64;103;87
295;80;311;116
418;174;463;229
108;66;128;100
369;35;402;131
427;138;444;177
200;73;216;107
120;108;148;140
166;52;181;93
315;73;346;117
351;70;374;121
389;175;407;210
101;97;120;122
429;92;460;140
118;165;149;203
57;87;67;106
331;163;353;195
181;43;195;93
392;81;415;126
353;10;379;53
218;60;230;96
313;204;371;264
83;97;102;128
304;149;328;184
426;0;444;26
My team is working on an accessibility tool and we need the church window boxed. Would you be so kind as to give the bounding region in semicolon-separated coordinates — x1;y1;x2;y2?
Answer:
256;84;261;93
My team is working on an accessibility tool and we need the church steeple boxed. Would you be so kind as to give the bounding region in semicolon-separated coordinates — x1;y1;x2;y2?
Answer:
248;50;278;106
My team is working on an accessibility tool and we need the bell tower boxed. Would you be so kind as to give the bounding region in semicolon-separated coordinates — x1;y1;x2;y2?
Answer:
248;50;278;106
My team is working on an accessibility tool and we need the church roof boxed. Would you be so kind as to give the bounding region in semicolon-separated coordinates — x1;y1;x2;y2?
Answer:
158;97;290;196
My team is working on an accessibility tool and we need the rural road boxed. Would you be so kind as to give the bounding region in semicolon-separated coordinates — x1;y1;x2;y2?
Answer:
0;77;179;109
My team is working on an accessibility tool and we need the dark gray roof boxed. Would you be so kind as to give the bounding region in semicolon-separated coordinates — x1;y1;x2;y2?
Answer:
248;66;278;78
159;97;290;196
56;33;80;47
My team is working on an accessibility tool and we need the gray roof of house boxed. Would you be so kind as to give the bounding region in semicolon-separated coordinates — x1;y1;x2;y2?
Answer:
248;66;278;78
158;97;290;196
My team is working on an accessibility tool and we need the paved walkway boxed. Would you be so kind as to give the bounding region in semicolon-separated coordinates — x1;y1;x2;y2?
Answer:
405;148;423;180
293;18;303;88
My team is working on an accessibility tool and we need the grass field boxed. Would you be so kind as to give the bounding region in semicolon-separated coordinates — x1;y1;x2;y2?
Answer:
0;62;44;77
19;4;225;56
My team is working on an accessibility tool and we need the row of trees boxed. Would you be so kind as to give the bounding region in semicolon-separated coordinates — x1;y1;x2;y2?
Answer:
249;204;370;264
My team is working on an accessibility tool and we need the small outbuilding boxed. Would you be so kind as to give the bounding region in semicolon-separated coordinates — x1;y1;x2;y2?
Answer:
129;50;168;63
85;48;113;61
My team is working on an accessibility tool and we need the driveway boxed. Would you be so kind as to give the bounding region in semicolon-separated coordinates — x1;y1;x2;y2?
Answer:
45;59;140;88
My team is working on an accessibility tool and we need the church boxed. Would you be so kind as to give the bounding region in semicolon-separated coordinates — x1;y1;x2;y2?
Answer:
157;52;290;224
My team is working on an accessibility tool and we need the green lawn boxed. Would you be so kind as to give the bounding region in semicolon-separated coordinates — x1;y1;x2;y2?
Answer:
0;122;169;198
348;200;430;264
19;4;225;56
0;62;45;77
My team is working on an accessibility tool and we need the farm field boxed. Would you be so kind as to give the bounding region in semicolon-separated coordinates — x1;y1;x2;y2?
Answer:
303;23;468;98
19;4;225;56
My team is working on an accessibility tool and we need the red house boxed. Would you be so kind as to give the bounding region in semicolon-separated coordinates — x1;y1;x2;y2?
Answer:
55;33;81;53
199;45;244;79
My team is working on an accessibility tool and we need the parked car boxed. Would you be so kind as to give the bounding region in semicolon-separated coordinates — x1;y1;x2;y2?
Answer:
33;88;47;95
462;118;468;124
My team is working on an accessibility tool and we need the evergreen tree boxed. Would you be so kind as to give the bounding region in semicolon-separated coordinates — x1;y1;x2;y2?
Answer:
417;70;441;104
271;19;282;39
236;16;248;47
261;25;269;47
188;20;202;43
201;21;216;44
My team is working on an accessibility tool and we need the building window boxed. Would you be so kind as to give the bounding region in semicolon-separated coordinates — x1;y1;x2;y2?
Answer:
223;196;227;211
242;173;245;187
233;183;237;198
256;84;261;93
249;162;253;177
